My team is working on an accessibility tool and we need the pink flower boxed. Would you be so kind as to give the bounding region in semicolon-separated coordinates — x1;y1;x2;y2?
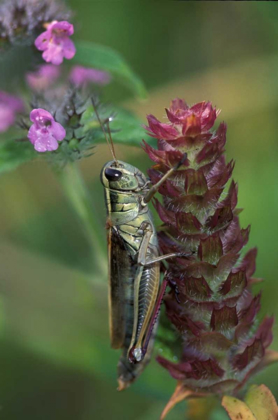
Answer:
0;91;24;133
69;65;111;87
34;20;76;65
26;64;61;91
28;108;66;152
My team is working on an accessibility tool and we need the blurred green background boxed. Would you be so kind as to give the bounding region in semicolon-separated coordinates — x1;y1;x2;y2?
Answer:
1;1;278;419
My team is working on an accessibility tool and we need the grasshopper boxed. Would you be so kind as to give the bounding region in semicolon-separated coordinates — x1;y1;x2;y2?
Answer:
96;103;187;388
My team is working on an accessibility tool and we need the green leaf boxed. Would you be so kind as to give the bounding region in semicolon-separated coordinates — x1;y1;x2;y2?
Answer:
0;139;37;174
245;384;278;420
222;385;278;420
82;105;152;148
222;396;256;420
73;41;148;99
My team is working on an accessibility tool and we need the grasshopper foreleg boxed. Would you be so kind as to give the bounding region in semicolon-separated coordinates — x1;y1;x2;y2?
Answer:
142;251;192;266
136;223;191;266
143;152;187;204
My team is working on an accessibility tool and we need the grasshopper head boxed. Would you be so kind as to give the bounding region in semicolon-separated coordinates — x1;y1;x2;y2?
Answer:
101;160;147;191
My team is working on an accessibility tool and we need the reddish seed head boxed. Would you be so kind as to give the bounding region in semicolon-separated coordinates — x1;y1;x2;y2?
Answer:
144;99;275;399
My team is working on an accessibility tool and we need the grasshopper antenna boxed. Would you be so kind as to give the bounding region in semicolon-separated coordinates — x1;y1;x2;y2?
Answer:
106;116;118;165
91;97;118;166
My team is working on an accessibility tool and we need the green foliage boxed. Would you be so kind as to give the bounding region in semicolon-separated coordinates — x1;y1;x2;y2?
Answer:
73;41;148;99
222;396;256;420
81;105;147;146
245;385;278;420
222;385;278;420
0;139;36;174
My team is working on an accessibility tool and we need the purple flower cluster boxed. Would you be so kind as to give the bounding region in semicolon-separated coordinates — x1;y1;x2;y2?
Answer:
26;64;61;91
0;0;72;47
143;99;277;414
28;109;66;152
26;19;74;151
1;14;111;156
69;66;111;87
0;91;24;132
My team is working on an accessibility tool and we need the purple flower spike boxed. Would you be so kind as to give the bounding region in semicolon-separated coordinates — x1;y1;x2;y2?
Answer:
35;20;76;65
28;108;66;152
69;65;111;87
144;100;277;416
26;64;61;91
0;91;24;133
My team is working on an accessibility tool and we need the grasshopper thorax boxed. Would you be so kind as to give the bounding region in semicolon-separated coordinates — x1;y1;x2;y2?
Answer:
100;160;147;192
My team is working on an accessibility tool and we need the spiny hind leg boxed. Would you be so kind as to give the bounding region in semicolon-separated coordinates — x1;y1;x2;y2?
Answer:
128;222;158;362
127;264;144;363
129;222;192;362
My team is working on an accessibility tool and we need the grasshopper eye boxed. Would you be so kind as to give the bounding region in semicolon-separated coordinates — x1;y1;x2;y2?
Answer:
105;168;123;181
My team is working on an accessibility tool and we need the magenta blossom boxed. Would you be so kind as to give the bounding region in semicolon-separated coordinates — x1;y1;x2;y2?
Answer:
28;108;66;152
0;91;24;133
34;20;76;65
26;64;61;91
69;65;111;87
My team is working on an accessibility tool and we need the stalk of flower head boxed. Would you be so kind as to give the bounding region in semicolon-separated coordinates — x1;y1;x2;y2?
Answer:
143;99;276;415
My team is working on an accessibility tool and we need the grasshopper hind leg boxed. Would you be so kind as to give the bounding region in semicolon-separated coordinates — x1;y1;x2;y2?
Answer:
117;320;159;390
128;251;160;363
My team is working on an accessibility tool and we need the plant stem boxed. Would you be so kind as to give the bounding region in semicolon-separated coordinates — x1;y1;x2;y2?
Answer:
56;162;107;281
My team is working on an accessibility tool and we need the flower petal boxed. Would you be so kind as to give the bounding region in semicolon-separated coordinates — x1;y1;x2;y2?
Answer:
27;124;37;144
34;134;58;152
42;43;64;65
0;104;15;132
30;108;53;123
51;20;74;36
34;30;50;51
62;38;76;59
51;121;66;141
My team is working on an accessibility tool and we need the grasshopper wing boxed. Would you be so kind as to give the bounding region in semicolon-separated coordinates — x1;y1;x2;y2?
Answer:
108;226;132;349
